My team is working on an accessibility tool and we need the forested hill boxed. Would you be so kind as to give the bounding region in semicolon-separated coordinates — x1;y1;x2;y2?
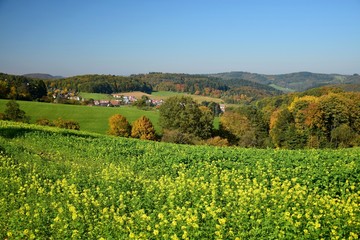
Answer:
44;72;282;103
210;71;360;92
45;74;153;94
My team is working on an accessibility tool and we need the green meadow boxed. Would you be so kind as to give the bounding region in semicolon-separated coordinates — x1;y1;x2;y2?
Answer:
0;100;160;134
0;99;220;134
78;92;115;100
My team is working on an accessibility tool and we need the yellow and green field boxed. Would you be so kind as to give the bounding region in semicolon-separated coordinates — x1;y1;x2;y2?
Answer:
0;121;359;239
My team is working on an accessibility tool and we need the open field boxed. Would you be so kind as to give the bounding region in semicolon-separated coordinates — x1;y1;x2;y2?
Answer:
151;91;225;103
0;100;161;134
0;121;359;239
0;100;220;134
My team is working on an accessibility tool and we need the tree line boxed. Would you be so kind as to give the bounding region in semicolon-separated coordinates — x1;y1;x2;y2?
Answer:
220;87;360;148
120;88;359;148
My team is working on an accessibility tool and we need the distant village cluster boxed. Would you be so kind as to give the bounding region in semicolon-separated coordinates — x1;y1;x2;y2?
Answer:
52;91;226;112
92;94;164;107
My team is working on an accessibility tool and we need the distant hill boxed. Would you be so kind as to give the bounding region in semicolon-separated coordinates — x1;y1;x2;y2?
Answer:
23;73;63;79
209;72;360;92
45;73;282;103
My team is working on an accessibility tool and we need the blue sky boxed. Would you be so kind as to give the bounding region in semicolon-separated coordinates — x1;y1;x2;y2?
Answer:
0;0;359;76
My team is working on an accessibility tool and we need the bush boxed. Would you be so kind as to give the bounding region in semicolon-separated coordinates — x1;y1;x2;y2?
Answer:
204;136;229;147
36;118;54;126
161;130;197;145
3;100;30;123
53;118;80;130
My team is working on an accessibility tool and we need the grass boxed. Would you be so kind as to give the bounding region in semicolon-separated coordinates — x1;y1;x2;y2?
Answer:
0;100;160;134
0;99;220;134
269;84;295;93
152;91;225;103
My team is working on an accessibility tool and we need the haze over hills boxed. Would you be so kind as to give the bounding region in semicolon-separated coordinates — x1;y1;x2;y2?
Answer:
23;73;63;79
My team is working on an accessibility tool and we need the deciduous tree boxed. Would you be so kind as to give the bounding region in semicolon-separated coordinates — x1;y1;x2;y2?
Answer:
159;96;213;139
131;116;156;140
3;100;30;123
108;114;131;137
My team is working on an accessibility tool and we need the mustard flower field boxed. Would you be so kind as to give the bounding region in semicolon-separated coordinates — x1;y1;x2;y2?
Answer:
0;121;359;239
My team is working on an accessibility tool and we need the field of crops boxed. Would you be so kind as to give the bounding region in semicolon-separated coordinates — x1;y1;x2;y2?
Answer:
0;121;359;239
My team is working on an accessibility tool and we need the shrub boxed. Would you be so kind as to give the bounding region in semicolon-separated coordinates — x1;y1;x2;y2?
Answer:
53;118;80;130
161;129;197;145
36;118;54;126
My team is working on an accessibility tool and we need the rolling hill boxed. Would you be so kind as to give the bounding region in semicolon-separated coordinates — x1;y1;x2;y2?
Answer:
210;71;360;92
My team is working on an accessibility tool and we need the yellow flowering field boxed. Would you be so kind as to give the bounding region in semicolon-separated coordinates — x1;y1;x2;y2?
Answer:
0;121;359;239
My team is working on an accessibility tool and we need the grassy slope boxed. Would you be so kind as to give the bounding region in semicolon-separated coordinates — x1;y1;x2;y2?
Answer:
78;92;115;100
0;99;220;134
0;100;160;134
0;121;359;239
151;91;225;103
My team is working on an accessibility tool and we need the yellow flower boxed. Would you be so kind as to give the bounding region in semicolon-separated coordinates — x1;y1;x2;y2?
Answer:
153;229;159;235
218;218;226;225
171;234;179;240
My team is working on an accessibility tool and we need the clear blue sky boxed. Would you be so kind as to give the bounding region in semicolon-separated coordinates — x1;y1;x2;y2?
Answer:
0;0;359;76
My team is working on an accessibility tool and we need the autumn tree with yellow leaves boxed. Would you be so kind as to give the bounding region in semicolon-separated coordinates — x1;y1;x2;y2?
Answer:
131;116;156;140
108;114;131;137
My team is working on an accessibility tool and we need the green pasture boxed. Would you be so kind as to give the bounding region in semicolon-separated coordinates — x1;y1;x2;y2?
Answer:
0;99;220;134
78;92;115;100
152;91;225;103
0;100;160;134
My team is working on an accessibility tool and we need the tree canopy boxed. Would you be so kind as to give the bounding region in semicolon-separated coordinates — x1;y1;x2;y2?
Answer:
159;96;214;139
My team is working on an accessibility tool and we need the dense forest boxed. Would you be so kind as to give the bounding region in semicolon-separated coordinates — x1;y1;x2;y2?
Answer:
45;74;153;94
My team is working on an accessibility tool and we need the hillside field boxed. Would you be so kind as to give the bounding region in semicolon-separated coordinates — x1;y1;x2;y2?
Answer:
0;100;220;134
0;100;161;134
0;121;359;239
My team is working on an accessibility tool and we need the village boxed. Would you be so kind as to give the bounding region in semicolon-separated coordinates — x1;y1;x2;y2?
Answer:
92;94;164;107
